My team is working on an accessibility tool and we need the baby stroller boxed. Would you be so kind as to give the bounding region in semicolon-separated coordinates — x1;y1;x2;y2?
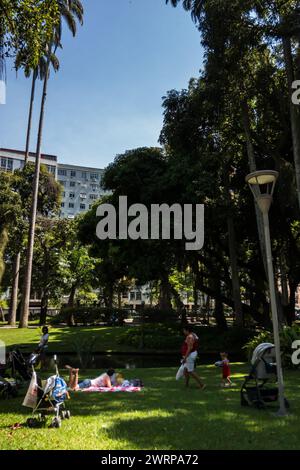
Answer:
0;349;31;399
241;342;289;410
0;376;18;399
1;349;32;382
24;355;70;428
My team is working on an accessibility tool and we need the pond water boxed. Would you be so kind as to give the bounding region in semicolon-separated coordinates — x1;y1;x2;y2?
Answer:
38;352;245;370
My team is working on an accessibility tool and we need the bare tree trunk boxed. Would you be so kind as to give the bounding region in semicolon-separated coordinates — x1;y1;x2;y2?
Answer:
8;252;20;326
19;47;52;328
39;289;48;326
213;278;227;331
67;284;77;326
158;273;172;310
241;100;268;274
283;37;300;211
0;226;8;285
227;215;243;327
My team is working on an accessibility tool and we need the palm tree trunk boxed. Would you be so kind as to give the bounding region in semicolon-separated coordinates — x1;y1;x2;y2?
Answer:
8;251;20;326
282;37;300;211
19;46;52;328
25;70;38;164
10;72;37;327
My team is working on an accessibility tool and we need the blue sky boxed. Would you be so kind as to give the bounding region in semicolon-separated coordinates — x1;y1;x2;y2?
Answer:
0;0;203;168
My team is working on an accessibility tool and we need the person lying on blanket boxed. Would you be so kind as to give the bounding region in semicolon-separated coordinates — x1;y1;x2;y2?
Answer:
66;366;121;391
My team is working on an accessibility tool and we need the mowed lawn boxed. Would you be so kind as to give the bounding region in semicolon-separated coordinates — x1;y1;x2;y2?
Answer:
1;365;300;450
0;326;141;353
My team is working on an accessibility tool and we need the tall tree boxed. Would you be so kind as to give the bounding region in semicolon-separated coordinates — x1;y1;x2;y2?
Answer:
19;0;84;328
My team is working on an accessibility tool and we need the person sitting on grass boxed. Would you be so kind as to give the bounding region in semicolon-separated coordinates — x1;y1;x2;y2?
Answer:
37;326;49;353
66;366;117;391
181;324;206;391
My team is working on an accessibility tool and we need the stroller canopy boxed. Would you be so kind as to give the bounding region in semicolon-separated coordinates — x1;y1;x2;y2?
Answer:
251;343;275;365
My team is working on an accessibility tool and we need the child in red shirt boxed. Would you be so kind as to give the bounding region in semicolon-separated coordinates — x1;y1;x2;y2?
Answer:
215;352;232;387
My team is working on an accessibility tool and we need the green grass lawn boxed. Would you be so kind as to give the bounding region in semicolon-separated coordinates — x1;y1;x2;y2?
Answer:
1;364;300;450
0;326;143;354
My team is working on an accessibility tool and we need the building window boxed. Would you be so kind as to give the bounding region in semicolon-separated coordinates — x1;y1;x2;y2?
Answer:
80;193;87;199
89;194;98;200
81;171;87;179
62;192;66;197
122;292;128;299
69;193;75;199
1;157;13;171
70;170;76;177
80;204;86;210
130;292;135;301
69;203;74;209
61;202;65;208
136;292;142;301
90;173;99;180
58;169;67;176
47;165;56;175
70;181;76;187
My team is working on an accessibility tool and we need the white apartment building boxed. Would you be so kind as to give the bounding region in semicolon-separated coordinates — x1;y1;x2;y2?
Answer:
0;147;57;176
0;148;107;219
57;163;106;219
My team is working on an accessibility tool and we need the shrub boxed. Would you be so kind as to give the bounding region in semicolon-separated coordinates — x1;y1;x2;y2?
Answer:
117;324;182;350
117;324;256;354
50;306;128;326
140;307;179;324
244;324;300;368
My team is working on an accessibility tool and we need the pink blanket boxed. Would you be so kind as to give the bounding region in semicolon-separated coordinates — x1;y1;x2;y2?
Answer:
80;386;142;393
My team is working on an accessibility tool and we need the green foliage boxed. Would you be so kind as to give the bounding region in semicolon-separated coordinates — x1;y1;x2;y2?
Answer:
51;306;128;326
141;307;178;324
118;324;255;354
73;334;97;369
117;324;183;350
244;324;300;368
1;0;60;69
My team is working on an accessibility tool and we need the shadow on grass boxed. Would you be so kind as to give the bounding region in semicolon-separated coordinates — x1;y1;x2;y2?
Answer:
1;366;299;450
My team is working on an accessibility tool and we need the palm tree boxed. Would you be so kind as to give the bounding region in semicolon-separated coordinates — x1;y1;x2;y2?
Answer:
19;0;84;328
8;53;60;327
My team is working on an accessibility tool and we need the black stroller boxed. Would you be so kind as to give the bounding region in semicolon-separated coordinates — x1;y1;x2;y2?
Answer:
24;355;70;428
0;349;32;399
241;342;289;410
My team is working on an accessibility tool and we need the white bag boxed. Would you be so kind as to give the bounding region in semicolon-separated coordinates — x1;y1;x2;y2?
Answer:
176;364;186;381
22;371;38;409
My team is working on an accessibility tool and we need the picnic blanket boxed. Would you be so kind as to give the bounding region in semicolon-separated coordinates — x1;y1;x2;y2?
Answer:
80;386;142;393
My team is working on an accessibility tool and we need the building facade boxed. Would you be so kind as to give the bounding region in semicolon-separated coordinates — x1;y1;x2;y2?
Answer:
0;147;57;177
0;148;107;219
57;163;106;219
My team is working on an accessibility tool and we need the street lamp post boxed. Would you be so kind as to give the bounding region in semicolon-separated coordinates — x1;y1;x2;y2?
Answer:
246;170;287;416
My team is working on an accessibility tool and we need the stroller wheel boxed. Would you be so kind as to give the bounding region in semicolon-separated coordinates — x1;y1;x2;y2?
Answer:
65;410;71;419
50;417;62;428
27;418;38;428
